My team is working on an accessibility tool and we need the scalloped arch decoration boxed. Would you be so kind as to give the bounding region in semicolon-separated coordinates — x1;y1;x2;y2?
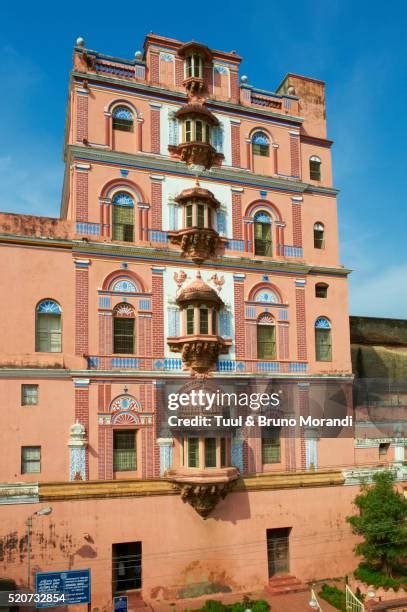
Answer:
112;412;139;425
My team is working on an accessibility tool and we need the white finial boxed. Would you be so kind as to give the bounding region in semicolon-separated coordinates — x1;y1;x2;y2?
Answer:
241;75;248;83
135;50;142;60
76;37;85;48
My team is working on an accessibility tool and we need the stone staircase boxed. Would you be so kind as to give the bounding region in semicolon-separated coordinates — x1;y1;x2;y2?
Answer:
266;574;309;596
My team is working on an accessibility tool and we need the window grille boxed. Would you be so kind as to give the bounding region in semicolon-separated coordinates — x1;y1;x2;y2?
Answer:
22;385;38;406
112;107;134;132
21;446;41;473
113;431;136;471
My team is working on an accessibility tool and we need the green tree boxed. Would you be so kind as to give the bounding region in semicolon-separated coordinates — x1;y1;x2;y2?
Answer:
346;471;407;577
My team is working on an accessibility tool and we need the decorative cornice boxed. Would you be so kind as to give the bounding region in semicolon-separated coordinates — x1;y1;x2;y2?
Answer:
66;145;340;196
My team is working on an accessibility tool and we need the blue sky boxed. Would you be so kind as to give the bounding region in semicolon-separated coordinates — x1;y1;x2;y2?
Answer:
1;1;406;318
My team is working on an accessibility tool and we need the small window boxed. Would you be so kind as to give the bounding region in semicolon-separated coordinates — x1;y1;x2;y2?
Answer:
199;307;209;334
188;438;199;467
254;212;272;256
112;192;134;243
185;120;192;142
205;438;217;468
112;107;134;132
22;385;38;406
21;446;41;474
113;304;135;354
113;430;136;471
315;317;332;362
36;300;62;353
186;204;193;227
262;429;280;464
257;315;276;360
112;541;142;593
195;120;203;141
252;132;270;156
309;156;321;180
379;442;390;456
313;222;325;249
197;204;205;228
315;283;328;298
186;307;194;335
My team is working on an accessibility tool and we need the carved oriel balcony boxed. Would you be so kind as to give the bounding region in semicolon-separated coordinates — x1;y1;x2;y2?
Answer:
177;42;212;95
167;272;231;373
165;467;239;518
168;184;226;263
171;104;221;169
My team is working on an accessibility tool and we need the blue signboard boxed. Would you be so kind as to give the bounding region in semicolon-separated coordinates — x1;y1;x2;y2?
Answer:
35;568;91;608
114;596;128;612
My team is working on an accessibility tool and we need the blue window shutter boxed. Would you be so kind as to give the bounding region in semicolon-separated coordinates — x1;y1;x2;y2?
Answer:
217;210;226;235
219;311;231;337
168;308;180;336
168;115;179;145
212;125;223;153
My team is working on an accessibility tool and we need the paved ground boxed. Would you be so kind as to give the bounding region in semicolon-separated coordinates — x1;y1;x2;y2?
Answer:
147;588;339;611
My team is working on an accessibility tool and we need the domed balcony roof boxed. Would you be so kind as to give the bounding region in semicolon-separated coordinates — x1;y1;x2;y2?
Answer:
174;184;221;208
174;103;219;126
176;272;223;307
177;41;212;61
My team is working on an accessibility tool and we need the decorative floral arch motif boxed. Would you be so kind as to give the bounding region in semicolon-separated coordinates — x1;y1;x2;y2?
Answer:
248;126;274;142
113;303;135;318
251;131;269;146
257;312;275;325
248;282;284;304
112;192;134;208
110;277;139;293
100;178;146;203
112;106;134;120
107;99;140;118
254;211;272;224
315;316;331;329
110;394;141;413
253;288;279;304
112;412;139;425
36;299;62;314
102;270;147;293
245;200;282;222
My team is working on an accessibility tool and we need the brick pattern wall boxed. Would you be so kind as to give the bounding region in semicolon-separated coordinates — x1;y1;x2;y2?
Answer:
231;192;242;239
245;321;257;360
75;171;88;222
290;133;301;178
295;286;307;360
233;280;246;359
150;108;161;154
230;70;239;103
98;313;113;355
278;324;289;360
75;387;89;479
175;57;184;86
76;93;88;142
231;123;241;168
75;266;89;355
204;63;213;95
149;52;160;85
138;315;152;357
150;179;162;229
152;273;165;357
298;385;310;470
153;382;166;478
292;201;303;248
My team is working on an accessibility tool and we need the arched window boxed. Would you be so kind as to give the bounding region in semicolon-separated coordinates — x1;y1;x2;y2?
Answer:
309;156;321;180
36;300;62;352
252;132;270;157
313;222;325;249
315;317;332;362
257;313;276;360
112;192;134;242
113;303;135;354
254;288;279;303
111;278;138;293
112;106;134;132
315;283;328;298
254;211;272;256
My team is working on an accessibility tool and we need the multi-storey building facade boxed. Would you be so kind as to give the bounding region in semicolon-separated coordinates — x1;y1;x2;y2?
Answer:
0;33;405;609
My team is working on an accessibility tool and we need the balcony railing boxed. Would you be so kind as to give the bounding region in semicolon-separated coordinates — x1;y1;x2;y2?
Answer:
76;222;101;236
147;229;168;244
87;356;307;373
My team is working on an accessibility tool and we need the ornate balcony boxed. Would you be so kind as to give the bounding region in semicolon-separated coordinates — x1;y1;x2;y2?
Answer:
170;104;221;169
177;42;212;95
168;184;225;263
165;466;239;518
167;272;231;374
